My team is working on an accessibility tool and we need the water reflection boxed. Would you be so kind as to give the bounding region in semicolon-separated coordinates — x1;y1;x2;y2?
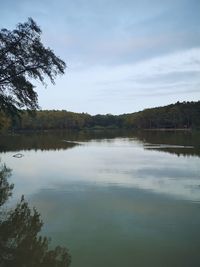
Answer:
0;130;199;157
3;138;200;202
137;130;200;157
0;131;200;267
0;163;71;267
31;183;200;267
0;132;79;152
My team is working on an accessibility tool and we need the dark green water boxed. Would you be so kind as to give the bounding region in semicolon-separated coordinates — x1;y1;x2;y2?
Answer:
0;130;200;267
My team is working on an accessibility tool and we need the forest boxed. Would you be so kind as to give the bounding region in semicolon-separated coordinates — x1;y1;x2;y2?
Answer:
0;101;200;132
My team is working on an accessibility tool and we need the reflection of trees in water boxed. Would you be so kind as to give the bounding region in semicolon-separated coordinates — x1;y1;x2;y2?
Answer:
0;163;71;267
145;147;200;157
0;133;79;152
0;129;199;157
137;130;200;157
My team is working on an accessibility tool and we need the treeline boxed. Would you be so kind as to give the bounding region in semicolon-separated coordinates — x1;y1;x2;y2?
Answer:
0;101;200;132
120;101;200;129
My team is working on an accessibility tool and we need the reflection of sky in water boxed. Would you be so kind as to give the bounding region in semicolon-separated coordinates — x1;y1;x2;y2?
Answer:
2;138;200;202
31;185;200;267
2;137;200;267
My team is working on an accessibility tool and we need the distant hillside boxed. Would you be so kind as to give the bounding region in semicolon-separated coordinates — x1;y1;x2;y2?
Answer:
119;101;200;129
0;101;200;132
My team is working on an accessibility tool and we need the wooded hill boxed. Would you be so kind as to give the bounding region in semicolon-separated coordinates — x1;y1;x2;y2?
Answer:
0;101;200;132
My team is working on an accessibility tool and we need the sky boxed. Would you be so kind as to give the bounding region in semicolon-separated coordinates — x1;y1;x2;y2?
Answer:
0;0;200;114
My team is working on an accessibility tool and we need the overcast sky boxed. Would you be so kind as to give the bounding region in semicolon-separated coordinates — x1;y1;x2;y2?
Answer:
0;0;200;114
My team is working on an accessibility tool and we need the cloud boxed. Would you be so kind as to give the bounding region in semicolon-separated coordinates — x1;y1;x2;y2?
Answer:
1;0;199;113
37;47;200;114
77;47;200;92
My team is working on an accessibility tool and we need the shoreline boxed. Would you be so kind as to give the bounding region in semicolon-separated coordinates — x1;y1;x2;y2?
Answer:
144;128;192;132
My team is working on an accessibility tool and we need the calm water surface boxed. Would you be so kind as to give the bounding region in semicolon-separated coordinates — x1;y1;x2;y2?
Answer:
0;130;200;267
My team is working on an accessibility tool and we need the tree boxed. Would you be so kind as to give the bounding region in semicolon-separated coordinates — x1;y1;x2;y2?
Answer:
0;18;66;116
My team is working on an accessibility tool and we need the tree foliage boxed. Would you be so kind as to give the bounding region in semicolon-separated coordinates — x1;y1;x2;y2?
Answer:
0;101;200;132
0;18;66;116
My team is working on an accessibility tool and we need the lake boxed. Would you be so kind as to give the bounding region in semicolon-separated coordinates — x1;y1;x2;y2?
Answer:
0;130;200;267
